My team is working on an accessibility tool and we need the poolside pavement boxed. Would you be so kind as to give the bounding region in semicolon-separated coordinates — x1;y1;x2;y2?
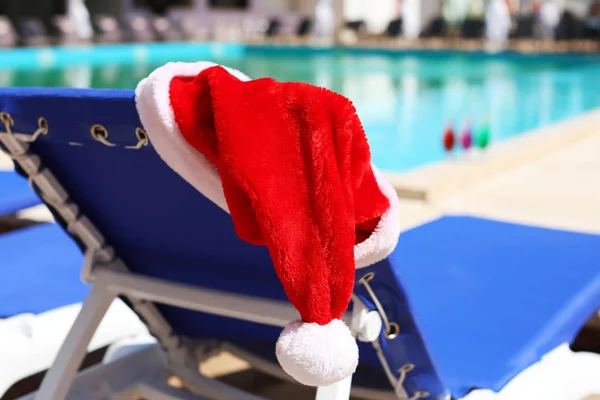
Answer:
395;125;600;236
440;133;600;235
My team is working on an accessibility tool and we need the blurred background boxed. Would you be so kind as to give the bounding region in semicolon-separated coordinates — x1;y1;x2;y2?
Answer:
1;0;600;173
0;0;599;46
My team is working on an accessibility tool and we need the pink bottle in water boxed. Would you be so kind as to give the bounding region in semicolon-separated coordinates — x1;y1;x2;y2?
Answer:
461;120;472;151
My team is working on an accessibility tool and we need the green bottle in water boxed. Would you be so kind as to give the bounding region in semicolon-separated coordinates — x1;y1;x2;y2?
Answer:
476;120;490;149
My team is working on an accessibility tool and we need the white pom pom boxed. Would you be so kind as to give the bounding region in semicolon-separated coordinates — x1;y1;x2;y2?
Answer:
276;319;359;386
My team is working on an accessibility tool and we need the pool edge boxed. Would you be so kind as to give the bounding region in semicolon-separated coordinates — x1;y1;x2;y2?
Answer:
384;108;600;203
2;40;600;70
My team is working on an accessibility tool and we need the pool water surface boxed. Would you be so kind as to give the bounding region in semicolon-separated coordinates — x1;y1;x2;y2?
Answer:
2;47;600;172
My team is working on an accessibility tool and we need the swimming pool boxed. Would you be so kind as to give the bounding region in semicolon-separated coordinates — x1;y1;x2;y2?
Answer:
1;44;600;172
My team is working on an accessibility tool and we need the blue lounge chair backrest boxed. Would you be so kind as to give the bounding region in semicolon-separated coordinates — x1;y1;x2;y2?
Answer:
0;87;447;399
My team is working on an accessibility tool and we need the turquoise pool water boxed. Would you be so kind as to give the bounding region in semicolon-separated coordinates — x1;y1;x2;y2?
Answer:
2;44;600;172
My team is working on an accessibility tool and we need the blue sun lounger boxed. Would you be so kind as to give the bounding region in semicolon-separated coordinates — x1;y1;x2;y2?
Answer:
0;221;149;398
0;169;41;217
0;165;147;397
1;87;598;400
0;224;86;318
0;170;84;321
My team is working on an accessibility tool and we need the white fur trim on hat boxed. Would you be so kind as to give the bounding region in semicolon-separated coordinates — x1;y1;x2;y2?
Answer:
354;165;401;269
135;61;249;212
276;319;358;386
135;62;400;267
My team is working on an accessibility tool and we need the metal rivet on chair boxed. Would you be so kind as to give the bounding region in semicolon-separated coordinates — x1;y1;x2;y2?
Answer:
358;272;374;284
385;322;400;339
0;113;48;143
38;117;48;133
359;272;400;340
126;127;149;149
0;112;14;132
90;124;116;147
395;363;415;394
24;116;49;142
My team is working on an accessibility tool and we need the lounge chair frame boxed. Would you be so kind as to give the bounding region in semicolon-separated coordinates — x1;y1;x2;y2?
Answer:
1;115;406;400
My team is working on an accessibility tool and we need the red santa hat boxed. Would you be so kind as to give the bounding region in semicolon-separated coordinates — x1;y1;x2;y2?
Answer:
135;61;401;387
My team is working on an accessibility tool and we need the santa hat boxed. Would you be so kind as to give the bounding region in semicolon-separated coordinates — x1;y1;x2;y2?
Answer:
135;62;401;387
